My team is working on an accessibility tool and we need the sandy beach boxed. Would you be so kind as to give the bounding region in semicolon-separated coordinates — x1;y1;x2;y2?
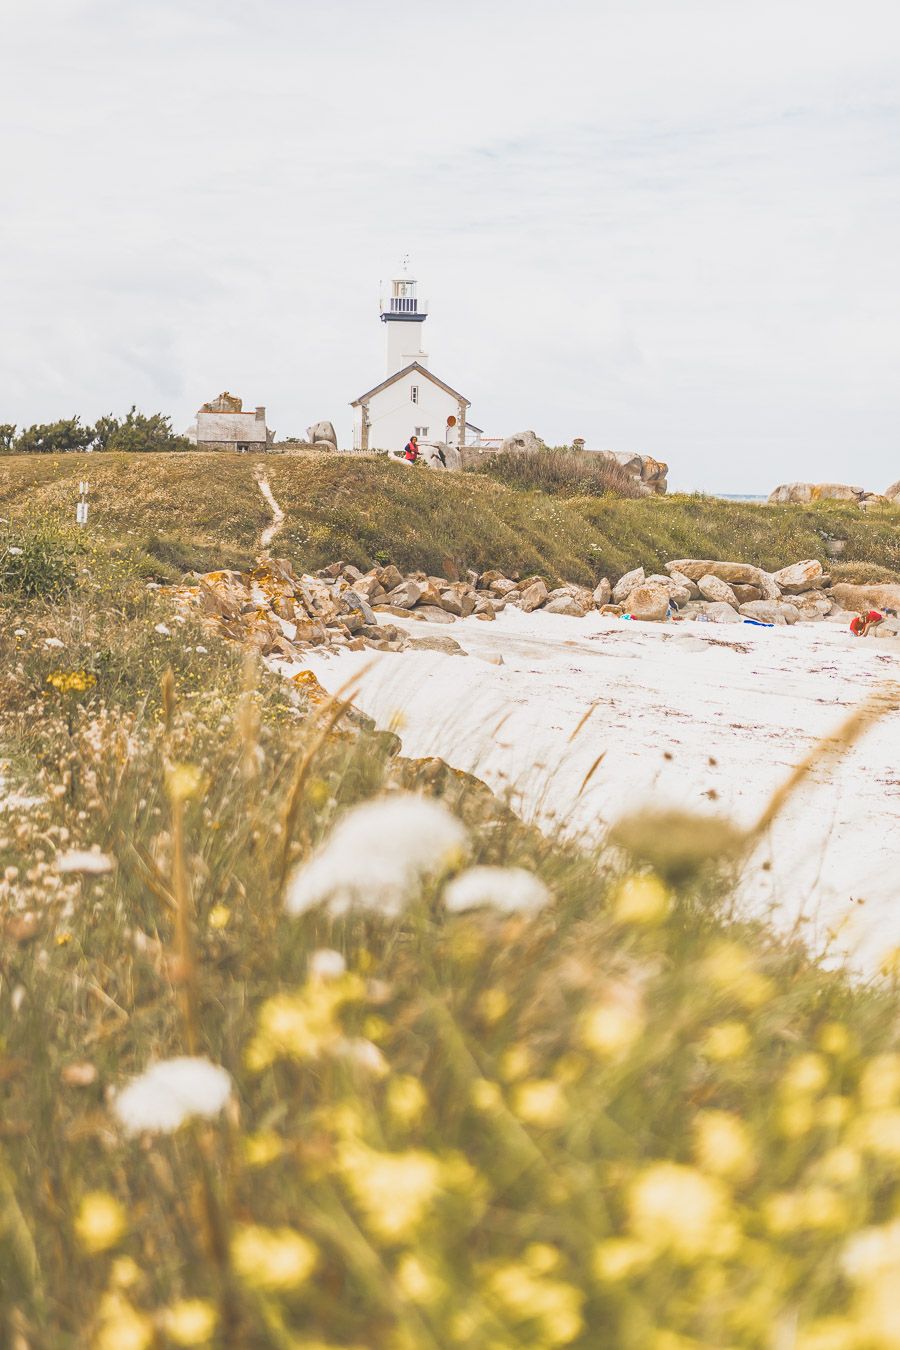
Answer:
282;608;900;975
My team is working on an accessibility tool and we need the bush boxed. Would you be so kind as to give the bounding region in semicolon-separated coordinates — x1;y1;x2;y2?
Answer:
0;520;79;598
471;447;643;499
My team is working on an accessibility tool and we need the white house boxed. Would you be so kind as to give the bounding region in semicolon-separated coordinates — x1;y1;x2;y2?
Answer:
185;392;274;451
350;272;474;454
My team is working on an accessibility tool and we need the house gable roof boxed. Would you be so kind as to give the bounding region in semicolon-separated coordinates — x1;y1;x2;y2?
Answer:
351;362;470;408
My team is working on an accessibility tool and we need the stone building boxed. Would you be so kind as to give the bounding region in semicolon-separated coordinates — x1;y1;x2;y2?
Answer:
185;392;274;452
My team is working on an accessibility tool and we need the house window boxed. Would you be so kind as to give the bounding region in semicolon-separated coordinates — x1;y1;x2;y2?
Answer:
415;426;429;438
236;443;250;453
410;386;419;404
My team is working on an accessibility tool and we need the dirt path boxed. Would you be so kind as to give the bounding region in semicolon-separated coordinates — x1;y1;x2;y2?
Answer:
254;466;285;553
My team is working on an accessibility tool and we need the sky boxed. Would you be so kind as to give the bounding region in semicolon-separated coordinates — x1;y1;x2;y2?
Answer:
2;0;899;492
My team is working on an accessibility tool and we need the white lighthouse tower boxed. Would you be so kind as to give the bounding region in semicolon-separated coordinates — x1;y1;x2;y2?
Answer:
350;263;473;456
380;265;429;376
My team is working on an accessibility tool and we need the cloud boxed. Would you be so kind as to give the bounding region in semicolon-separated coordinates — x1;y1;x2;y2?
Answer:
1;0;899;488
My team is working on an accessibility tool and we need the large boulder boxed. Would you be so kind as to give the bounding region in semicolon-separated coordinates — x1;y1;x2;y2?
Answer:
698;574;739;607
771;560;826;594
769;483;814;504
739;599;801;624
831;582;900;613
666;559;764;586
769;482;864;504
500;430;546;454
612;566;645;604
645;574;692;606
518;579;549;612
885;479;900;502
592;578;612;607
626;582;671;621
544;595;585;617
306;421;338;448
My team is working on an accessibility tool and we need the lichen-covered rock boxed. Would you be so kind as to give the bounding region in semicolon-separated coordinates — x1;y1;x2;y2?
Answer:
592;578;612;607
666;560;764;586
697;574;739;607
771;560;826;594
626;582;671;621
543;595;585;617
612;567;645;604
518;579;549;612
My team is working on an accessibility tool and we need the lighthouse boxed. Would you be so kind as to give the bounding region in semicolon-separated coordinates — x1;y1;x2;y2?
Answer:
350;264;475;457
380;270;429;376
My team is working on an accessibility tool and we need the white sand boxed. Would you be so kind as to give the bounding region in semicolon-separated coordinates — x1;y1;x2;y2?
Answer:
279;610;900;974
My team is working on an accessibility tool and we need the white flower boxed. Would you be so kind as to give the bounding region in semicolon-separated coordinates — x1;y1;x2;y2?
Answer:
43;637;65;649
56;848;115;875
843;1219;900;1282
154;623;172;636
195;645;208;653
309;948;346;979
113;1057;233;1134
444;865;551;915
7;546;23;556
285;794;468;918
13;629;26;638
334;1038;389;1076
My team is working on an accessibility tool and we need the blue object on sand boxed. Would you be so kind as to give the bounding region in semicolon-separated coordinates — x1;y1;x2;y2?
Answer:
742;618;774;627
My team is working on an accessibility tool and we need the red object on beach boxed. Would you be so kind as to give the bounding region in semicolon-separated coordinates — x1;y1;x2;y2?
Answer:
850;610;883;636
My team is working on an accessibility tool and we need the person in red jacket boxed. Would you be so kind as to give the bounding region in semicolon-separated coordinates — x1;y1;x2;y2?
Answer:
403;435;420;463
850;610;883;636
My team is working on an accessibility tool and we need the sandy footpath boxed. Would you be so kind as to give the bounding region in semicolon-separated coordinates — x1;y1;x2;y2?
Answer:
279;609;900;974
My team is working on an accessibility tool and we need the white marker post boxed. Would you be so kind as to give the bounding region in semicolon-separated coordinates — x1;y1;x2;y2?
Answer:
76;481;89;526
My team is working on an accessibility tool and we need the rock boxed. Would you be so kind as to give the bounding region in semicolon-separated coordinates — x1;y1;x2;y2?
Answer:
386;579;424;608
466;569;480;588
830;582;900;613
769;482;865;504
375;564;404;592
625;582;671;621
702;602;742;624
668;570;700;599
771;560;825;594
739;599;801;625
793;596;831;620
490;578;518;596
500;430;546;454
518;579;549;612
666;560;764;586
612;567;645;604
416;605;457;624
475;609;497;621
645;574;691;606
353;574;386;603
477;652;504;664
543;595;585;617
758;573;782;601
474;598;496;617
731;584;763;604
885;480;900;502
592;578;612;607
343;590;377;625
306;421;338;448
478;569;507;589
406;635;465;654
698;574;739;607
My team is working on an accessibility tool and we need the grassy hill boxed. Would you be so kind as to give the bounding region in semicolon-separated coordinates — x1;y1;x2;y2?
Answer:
3;450;900;584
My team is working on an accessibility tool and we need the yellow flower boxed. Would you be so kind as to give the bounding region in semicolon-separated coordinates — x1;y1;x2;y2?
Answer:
95;1294;153;1350
593;1238;653;1282
764;1187;846;1234
859;1054;900;1110
613;874;671;925
582;995;644;1058
109;1257;141;1289
819;1095;851;1129
818;1022;852;1057
525;1244;560;1274
693;1111;755;1179
703;942;774;1008
395;1253;442;1305
851;1109;900;1158
628;1163;731;1260
244;973;364;1071
477;987;510;1023
486;1264;584;1346
243;1131;284;1168
74;1191;126;1254
498;1045;533;1082
702;1021;751;1060
796;1317;864;1350
165;763;207;804
161;1299;218;1346
339;1143;444;1240
207;904;230;930
231;1224;317;1291
782;1053;829;1096
817;1146;862;1184
512;1079;566;1128
470;1078;502;1112
387;1075;428;1127
778;1098;815;1138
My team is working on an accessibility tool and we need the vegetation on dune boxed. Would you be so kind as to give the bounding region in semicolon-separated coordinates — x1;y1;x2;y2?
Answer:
0;521;899;1346
2;451;900;588
1;409;189;457
471;446;643;500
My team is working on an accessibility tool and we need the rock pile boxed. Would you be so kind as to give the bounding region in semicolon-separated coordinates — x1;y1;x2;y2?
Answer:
163;552;899;663
769;481;900;509
611;558;900;632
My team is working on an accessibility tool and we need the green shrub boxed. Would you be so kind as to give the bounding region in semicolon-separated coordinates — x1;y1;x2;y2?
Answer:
472;447;643;499
0;520;79;598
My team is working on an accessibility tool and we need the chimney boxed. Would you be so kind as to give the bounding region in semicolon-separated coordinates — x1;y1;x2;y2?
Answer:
255;406;265;421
